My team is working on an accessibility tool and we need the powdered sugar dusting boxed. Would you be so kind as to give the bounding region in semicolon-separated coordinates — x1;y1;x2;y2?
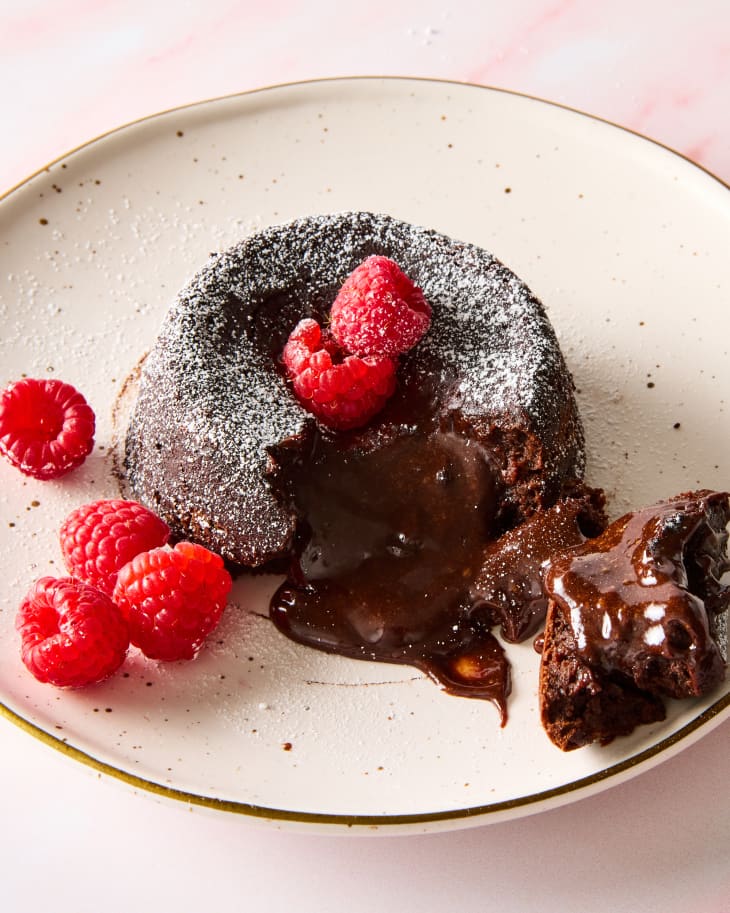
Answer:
125;212;583;565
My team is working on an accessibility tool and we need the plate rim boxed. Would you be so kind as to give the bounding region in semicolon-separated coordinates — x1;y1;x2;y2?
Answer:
2;75;728;203
1;75;729;831
1;687;728;829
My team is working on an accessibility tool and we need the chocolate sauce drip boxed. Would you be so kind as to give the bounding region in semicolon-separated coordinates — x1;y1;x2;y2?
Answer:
543;490;730;700
268;358;608;724
270;426;513;721
472;490;606;643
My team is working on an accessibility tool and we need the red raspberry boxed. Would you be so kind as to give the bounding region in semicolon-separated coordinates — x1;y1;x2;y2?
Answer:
329;256;431;357
113;542;233;662
282;318;397;430
0;378;95;480
16;577;129;687
60;499;170;596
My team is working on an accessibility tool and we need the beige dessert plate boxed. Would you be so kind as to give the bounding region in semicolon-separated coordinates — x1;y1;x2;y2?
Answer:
0;78;728;834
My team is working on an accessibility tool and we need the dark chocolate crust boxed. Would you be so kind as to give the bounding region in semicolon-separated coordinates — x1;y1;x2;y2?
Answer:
124;212;585;567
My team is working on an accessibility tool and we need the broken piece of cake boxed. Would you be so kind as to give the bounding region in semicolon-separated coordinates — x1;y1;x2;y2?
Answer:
539;490;730;750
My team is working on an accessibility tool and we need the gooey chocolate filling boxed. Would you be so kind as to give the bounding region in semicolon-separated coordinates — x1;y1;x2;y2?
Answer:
270;423;514;719
268;369;605;723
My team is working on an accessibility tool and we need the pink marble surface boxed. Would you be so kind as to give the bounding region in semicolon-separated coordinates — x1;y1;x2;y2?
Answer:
2;0;729;190
1;2;729;912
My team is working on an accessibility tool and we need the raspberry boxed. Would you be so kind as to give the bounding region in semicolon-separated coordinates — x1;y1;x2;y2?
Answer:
329;256;431;357
282;318;397;430
60;499;170;596
113;542;233;662
0;378;95;480
16;577;129;687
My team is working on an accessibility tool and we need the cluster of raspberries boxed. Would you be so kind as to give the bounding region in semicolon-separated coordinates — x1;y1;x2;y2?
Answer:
0;378;232;688
282;256;431;429
1;257;429;687
16;498;232;687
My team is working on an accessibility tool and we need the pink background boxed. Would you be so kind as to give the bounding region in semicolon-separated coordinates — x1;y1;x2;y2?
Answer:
1;2;728;912
3;0;730;191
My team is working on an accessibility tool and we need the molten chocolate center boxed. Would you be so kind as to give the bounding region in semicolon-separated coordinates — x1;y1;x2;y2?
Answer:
270;426;513;721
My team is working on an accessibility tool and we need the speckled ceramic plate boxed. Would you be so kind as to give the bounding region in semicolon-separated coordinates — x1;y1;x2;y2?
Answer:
1;78;728;834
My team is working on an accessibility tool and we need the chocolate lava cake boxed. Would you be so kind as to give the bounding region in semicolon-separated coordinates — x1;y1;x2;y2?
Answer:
125;211;598;717
126;212;585;563
539;490;730;750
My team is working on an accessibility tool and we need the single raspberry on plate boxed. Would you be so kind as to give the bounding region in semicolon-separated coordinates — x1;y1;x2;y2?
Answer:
282;318;397;430
329;255;431;357
16;576;129;687
0;377;95;480
60;498;170;596
113;541;233;662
